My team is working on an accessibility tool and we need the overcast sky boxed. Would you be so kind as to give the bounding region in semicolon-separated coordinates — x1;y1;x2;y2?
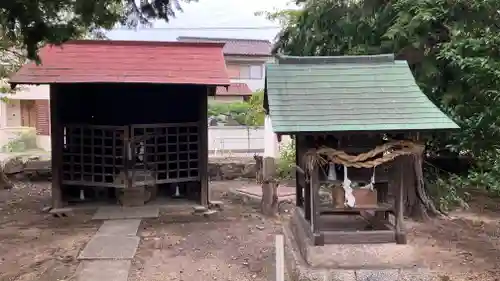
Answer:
106;0;296;42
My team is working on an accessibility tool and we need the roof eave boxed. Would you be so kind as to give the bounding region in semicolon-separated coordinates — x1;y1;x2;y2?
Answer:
9;80;231;86
225;53;272;57
273;127;460;136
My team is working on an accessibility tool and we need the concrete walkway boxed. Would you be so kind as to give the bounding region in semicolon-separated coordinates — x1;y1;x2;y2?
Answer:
75;206;159;281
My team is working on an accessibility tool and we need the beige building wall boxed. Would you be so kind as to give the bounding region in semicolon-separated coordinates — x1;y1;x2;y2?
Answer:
5;100;21;127
0;85;52;151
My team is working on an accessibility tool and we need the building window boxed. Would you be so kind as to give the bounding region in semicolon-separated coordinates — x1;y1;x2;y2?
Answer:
229;64;263;80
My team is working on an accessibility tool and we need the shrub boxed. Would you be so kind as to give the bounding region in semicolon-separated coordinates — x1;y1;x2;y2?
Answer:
277;140;296;180
2;128;38;153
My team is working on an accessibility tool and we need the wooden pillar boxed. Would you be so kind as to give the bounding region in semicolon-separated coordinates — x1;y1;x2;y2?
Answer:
295;135;304;207
261;115;279;216
304;173;311;221
395;156;407;244
50;84;63;209
310;164;324;245
199;87;210;206
261;157;279;216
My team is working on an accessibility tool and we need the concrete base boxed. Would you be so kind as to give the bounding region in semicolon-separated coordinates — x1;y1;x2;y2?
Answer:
289;212;421;269
283;223;436;281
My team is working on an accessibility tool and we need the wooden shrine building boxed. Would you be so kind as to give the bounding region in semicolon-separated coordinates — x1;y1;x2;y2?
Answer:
10;40;230;208
264;54;458;245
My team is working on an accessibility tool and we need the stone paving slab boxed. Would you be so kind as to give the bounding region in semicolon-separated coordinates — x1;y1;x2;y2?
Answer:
78;235;140;260
96;219;141;236
92;206;159;220
76;260;131;281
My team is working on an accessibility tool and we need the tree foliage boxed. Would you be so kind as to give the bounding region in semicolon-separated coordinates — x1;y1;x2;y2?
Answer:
271;0;500;216
1;0;192;61
1;0;193;94
274;0;500;156
244;90;265;126
207;91;266;127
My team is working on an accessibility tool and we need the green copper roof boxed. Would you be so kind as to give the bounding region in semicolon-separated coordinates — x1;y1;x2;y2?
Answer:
265;54;459;133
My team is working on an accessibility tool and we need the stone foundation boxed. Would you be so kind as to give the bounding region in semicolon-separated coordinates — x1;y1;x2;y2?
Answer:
284;214;436;281
208;157;257;180
227;182;296;205
1;155;258;183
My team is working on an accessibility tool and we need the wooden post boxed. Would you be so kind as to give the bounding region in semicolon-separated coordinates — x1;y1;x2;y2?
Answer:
304;170;311;221
395;156;407;244
261;157;279;216
261;115;278;216
199;87;210;206
50;84;63;209
310;164;324;245
295;135;304;207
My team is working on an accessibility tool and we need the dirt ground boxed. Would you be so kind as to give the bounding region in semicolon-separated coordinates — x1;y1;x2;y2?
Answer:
0;181;99;281
0;180;499;281
407;189;500;281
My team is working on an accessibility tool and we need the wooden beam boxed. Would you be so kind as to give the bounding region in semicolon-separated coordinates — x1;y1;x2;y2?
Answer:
199;87;210;206
50;84;63;209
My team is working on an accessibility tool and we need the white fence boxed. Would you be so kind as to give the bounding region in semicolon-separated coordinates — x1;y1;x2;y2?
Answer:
209;126;292;156
209;126;263;155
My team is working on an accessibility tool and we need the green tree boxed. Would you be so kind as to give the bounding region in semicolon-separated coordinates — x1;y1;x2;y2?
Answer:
1;0;193;93
269;0;500;219
207;91;266;127
1;0;191;61
244;90;265;127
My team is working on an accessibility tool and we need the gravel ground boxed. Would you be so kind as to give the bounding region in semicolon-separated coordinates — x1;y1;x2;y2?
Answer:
1;180;499;281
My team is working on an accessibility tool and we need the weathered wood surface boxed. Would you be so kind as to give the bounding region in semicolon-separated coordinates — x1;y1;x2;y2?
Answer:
260;157;279;217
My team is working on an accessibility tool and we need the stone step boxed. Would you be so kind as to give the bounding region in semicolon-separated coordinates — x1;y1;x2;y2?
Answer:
49;207;73;217
209;200;224;210
193;205;208;213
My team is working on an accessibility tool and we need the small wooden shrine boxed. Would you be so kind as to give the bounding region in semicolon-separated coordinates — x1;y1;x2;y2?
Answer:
264;54;458;245
9;40;230;209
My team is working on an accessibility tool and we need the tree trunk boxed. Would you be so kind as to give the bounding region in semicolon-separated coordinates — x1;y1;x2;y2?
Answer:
390;155;442;221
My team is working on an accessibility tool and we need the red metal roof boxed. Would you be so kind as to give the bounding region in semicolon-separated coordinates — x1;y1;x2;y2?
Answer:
10;40;230;85
177;37;272;57
216;83;253;96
